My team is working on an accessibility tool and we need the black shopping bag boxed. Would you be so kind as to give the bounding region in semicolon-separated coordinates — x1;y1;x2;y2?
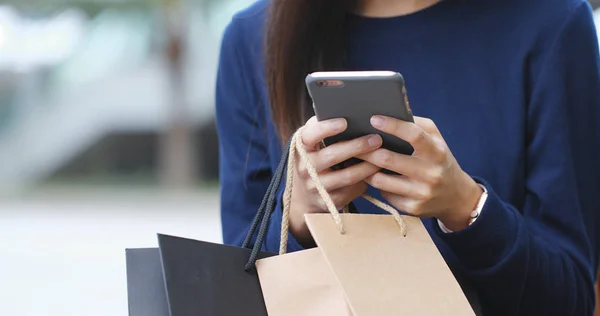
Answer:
125;140;292;316
125;239;275;316
158;234;275;316
125;248;169;316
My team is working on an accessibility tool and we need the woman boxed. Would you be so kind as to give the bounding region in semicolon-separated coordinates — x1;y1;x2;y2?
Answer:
215;0;600;315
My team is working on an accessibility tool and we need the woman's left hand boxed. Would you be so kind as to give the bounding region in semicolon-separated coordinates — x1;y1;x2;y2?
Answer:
359;115;483;231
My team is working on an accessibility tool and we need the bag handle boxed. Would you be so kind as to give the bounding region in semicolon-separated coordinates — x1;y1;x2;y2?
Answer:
244;127;408;269
279;127;407;254
243;138;292;270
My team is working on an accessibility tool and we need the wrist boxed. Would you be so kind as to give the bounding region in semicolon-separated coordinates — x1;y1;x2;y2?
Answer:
289;220;314;247
439;177;483;231
289;203;317;248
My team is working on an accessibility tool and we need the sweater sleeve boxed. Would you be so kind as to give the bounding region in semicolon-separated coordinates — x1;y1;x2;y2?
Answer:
215;17;306;253
433;3;600;315
215;18;272;247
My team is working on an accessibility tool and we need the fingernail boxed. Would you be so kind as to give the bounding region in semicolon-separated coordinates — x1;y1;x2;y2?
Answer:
368;134;381;147
329;119;346;130
371;116;385;128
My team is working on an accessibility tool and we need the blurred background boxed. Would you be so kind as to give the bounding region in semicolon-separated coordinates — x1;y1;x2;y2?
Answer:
0;1;599;315
0;0;252;315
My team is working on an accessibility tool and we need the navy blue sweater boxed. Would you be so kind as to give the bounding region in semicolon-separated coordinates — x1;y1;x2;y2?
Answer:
215;0;600;314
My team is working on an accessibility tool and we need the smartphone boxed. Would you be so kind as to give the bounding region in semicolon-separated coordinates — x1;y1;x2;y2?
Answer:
305;71;415;156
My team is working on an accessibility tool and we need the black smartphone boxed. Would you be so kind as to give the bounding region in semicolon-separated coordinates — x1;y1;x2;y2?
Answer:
305;71;415;156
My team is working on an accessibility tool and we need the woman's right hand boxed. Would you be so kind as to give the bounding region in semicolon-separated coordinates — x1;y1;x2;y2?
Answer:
289;116;383;247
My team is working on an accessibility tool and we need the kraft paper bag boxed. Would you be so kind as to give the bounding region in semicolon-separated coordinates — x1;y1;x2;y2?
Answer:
256;213;475;316
255;128;476;316
307;213;475;315
256;248;351;316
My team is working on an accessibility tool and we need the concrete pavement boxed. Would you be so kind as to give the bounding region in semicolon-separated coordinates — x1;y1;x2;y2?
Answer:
0;186;221;316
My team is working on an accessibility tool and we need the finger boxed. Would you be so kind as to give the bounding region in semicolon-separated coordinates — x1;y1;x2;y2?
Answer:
318;182;367;210
301;116;347;151
413;117;439;137
365;172;430;200
318;162;380;191
381;192;415;215
312;134;382;172
414;116;447;146
370;115;437;157
358;148;438;182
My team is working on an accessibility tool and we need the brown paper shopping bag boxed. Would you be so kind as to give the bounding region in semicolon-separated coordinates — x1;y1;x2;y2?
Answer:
255;247;351;315
255;127;475;316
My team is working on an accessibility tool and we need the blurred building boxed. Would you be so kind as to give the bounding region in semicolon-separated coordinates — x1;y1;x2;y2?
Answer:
0;0;254;194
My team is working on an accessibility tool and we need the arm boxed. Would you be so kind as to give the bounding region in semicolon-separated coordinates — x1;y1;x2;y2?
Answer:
359;2;600;314
215;18;271;247
435;3;600;315
216;16;308;253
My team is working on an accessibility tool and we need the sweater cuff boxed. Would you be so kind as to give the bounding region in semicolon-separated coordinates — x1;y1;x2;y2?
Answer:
438;184;488;233
433;177;519;270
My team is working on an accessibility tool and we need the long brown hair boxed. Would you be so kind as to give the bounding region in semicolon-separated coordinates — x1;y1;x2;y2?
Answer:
265;0;359;141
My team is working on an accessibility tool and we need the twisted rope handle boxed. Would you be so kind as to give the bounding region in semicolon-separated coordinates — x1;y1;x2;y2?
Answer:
279;127;407;255
244;138;293;271
242;138;291;250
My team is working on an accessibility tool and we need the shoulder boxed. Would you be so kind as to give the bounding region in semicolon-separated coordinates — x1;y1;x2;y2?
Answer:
474;0;593;35
216;1;270;119
231;0;269;21
513;0;587;15
515;0;593;35
221;0;269;56
513;0;598;57
473;0;588;17
463;0;597;60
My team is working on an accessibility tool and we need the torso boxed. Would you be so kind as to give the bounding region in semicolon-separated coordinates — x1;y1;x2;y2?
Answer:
233;0;583;282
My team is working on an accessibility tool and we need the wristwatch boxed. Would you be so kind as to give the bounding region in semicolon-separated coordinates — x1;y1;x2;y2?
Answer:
438;184;488;233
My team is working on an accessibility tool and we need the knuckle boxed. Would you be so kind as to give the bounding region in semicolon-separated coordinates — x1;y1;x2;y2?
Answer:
310;123;326;139
319;147;337;167
402;201;415;214
296;162;309;178
409;129;425;144
382;118;395;133
303;122;322;144
414;203;425;215
408;200;423;215
370;173;384;188
376;150;393;168
358;136;372;151
422;118;435;129
300;124;313;143
340;169;356;187
434;146;448;163
416;186;433;201
428;167;444;186
317;121;328;136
